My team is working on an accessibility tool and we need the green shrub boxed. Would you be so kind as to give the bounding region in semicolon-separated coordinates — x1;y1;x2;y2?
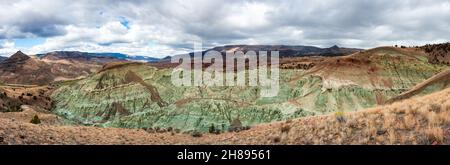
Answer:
191;131;202;137
281;124;291;133
209;124;222;134
335;110;345;123
30;115;41;124
228;118;243;132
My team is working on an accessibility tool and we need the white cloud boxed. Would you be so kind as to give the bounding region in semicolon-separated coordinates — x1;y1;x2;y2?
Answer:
0;40;18;56
27;23;191;57
0;0;449;57
224;2;272;29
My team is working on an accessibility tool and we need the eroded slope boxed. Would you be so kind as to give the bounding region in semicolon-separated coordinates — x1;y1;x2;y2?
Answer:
2;80;450;144
51;47;447;132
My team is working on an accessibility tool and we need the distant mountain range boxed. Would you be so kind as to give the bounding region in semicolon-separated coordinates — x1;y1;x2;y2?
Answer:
161;45;363;61
0;45;362;63
37;51;160;62
0;44;363;85
0;56;7;62
0;51;161;63
209;45;362;56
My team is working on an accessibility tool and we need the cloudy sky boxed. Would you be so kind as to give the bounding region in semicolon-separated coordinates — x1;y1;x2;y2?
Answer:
0;0;449;57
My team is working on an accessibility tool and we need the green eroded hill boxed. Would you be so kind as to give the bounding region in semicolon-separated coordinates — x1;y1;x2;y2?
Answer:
51;47;447;132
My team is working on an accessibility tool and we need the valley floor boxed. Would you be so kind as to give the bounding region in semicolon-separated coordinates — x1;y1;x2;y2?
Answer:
1;86;450;145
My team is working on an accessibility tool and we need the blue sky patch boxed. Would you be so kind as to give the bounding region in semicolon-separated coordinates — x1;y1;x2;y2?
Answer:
119;16;130;29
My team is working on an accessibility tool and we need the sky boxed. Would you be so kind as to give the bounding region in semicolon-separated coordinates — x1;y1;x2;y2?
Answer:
0;0;449;57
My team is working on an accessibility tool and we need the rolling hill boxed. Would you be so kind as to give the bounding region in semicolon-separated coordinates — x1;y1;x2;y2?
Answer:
1;74;449;144
50;46;447;132
160;45;363;63
0;44;449;145
386;68;450;103
0;51;162;85
0;51;106;85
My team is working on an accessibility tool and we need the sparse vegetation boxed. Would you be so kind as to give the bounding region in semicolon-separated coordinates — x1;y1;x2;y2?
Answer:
191;131;202;137
272;136;281;143
4;104;21;112
335;110;345;123
208;124;221;134
280;124;291;133
425;127;444;144
420;42;450;65
228;118;243;132
430;103;441;113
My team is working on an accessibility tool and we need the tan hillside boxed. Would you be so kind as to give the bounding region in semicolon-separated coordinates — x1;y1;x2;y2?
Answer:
0;51;117;85
302;46;437;89
0;85;53;112
421;42;450;65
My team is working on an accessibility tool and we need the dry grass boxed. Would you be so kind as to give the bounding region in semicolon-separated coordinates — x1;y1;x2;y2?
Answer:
425;127;444;144
1;84;450;145
403;114;417;129
203;86;450;145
